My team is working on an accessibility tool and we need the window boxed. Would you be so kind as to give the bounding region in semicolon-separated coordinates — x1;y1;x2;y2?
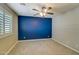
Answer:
0;7;13;36
0;9;4;35
4;11;12;33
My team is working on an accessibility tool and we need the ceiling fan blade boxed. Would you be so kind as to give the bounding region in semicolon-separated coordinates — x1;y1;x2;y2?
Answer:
32;9;39;12
47;12;54;15
33;13;39;16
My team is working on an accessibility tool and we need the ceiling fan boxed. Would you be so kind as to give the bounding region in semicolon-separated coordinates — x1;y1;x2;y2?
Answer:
20;3;54;17
32;7;54;17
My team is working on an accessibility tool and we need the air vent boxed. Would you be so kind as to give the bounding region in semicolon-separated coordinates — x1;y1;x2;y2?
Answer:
20;3;26;6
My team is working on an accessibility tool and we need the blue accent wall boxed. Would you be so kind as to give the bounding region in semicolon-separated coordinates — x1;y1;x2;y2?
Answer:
18;16;52;40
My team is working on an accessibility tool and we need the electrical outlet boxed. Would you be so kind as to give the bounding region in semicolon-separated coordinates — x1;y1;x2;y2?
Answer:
24;37;26;39
48;36;50;37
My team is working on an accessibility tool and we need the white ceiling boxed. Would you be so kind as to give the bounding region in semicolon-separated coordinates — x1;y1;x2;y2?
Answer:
7;3;79;18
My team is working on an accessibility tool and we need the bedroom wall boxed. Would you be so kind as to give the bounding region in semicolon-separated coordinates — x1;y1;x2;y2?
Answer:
0;4;18;54
53;6;79;52
18;16;52;40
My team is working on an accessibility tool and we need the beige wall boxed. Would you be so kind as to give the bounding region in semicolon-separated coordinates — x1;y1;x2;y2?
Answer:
53;6;79;52
0;4;18;54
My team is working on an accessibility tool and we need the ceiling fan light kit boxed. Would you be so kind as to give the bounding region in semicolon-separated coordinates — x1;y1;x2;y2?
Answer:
40;12;43;16
40;12;46;16
32;6;54;17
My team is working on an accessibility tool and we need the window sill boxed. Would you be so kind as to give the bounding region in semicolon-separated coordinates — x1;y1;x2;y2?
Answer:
0;33;14;39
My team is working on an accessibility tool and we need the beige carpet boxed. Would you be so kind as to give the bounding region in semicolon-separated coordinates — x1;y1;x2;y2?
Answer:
9;39;79;55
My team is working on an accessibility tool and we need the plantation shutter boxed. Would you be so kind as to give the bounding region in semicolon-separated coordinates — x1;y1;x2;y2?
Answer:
0;9;4;34
4;12;12;33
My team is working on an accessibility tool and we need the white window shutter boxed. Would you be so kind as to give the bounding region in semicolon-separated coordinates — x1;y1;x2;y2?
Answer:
0;9;4;35
4;12;12;33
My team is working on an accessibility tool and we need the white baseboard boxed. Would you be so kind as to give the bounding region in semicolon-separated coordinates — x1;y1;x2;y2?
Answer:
54;39;79;53
5;41;18;55
19;38;52;42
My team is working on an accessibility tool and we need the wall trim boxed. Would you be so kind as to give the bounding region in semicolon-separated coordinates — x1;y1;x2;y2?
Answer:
5;41;18;55
19;38;52;42
53;39;79;53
